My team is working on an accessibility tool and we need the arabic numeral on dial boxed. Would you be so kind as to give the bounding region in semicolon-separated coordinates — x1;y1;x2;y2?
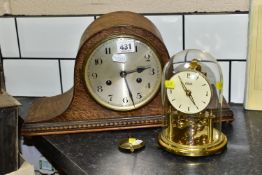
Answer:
105;47;111;54
108;94;113;102
151;68;155;75
97;86;103;92
123;97;129;104
91;73;97;79
144;54;150;61
136;93;142;99
94;58;103;65
147;83;151;89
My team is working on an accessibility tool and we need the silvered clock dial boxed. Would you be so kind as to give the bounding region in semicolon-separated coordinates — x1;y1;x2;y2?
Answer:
83;36;162;111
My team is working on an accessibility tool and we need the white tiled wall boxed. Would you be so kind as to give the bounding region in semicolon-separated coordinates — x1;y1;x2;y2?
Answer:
0;18;20;57
0;13;249;103
146;15;183;56
185;14;248;60
60;60;75;93
231;61;246;103
4;59;61;96
17;17;94;58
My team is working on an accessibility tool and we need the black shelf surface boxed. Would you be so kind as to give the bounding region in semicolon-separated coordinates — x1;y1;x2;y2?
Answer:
18;98;262;175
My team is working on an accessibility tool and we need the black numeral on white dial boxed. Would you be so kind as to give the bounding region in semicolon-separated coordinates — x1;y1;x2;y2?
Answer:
145;54;150;62
97;86;103;92
91;73;97;79
136;93;142;99
108;95;113;102
105;47;111;54
151;68;155;75
123;97;129;104
95;58;103;65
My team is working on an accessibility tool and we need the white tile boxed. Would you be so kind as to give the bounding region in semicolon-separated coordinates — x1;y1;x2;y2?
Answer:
3;59;61;96
60;60;75;92
185;14;248;60
0;18;20;57
17;17;94;58
231;61;246;103
218;61;230;102
146;15;183;56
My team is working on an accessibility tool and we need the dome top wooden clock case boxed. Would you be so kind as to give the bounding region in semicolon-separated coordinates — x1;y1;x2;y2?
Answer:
22;11;170;136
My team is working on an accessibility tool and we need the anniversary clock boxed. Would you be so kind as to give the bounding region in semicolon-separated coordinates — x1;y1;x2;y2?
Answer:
22;11;170;135
158;49;227;156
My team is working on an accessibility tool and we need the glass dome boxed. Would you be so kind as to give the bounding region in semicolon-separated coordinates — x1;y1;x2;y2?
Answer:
158;49;227;156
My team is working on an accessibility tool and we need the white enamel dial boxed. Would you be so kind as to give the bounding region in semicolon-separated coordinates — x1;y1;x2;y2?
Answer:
83;36;162;111
167;70;212;114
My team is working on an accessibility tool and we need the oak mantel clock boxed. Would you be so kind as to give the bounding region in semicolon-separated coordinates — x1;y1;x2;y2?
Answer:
22;11;170;136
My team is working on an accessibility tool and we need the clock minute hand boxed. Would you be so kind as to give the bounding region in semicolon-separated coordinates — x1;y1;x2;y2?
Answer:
178;76;189;93
188;94;199;109
178;76;199;109
123;76;136;108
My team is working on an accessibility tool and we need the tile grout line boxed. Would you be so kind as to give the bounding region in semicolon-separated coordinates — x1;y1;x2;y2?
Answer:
0;47;6;91
0;11;249;18
1;57;76;60
0;46;3;60
228;61;232;103
14;17;22;58
1;57;246;62
182;15;185;50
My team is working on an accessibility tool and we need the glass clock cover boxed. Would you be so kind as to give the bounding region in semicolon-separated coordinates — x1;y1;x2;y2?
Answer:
158;49;227;156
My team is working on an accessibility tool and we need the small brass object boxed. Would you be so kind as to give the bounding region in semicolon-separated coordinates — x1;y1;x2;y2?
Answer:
119;137;145;152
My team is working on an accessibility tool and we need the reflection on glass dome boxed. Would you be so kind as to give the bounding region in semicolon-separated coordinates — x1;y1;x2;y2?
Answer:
158;49;227;157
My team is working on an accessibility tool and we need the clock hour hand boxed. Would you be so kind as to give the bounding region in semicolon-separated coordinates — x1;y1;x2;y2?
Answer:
125;65;151;75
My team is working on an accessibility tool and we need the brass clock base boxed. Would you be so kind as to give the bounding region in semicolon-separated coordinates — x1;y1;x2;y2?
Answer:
158;128;227;157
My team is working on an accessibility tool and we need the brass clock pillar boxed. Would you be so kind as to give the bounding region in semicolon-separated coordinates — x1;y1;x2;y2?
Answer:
158;49;227;156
